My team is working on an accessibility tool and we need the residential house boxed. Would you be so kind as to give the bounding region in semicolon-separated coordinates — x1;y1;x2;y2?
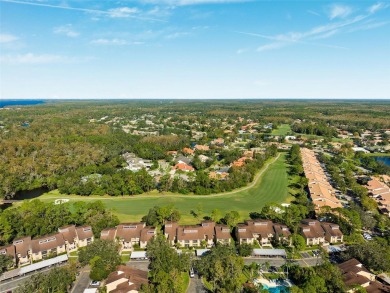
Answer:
140;226;157;249
0;245;16;268
105;265;148;293
75;225;94;247
100;228;117;241
366;178;390;217
338;258;390;293
198;154;210;163
211;138;225;146
299;219;343;246
320;222;344;243
194;144;210;151
13;236;31;266
182;147;194;155
58;225;78;252
301;148;342;213
164;221;179;246
101;223;156;250
214;225;231;244
176;221;215;248
173;163;194;172
236;220;274;246
31;233;66;261
116;223;146;250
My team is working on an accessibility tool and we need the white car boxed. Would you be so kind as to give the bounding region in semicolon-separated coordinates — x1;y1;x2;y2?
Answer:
190;268;195;278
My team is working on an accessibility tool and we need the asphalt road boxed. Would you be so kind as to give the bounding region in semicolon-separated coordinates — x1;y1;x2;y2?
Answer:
187;275;206;293
71;267;91;293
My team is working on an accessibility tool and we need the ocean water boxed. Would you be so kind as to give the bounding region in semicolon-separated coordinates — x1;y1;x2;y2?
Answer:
0;99;45;108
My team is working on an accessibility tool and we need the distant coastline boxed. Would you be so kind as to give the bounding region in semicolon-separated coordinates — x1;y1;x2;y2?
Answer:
0;99;45;108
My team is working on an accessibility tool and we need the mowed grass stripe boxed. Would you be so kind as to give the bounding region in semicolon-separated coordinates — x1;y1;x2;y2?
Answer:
38;153;291;224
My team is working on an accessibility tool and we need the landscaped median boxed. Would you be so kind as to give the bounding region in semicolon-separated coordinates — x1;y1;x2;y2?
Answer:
35;153;293;223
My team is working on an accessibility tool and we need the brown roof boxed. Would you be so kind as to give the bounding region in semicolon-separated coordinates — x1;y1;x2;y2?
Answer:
58;225;77;244
177;225;204;241
338;258;370;275
0;244;16;259
31;233;65;253
215;225;231;240
320;222;343;237
300;220;325;239
164;221;178;242
13;236;31;258
273;224;291;238
140;226;156;242
76;225;94;241
245;220;275;238
365;281;390;293
106;265;148;292
116;223;145;242
236;224;254;240
100;228;117;241
176;221;216;242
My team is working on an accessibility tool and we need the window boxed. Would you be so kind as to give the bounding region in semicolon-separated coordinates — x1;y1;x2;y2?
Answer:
39;237;56;244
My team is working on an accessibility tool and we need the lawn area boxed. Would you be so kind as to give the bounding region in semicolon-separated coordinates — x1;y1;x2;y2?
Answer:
271;124;291;136
365;152;390;157
36;154;293;224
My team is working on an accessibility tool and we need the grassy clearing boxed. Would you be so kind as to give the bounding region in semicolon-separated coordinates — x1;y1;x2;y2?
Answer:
271;124;291;136
36;154;292;224
365;152;390;157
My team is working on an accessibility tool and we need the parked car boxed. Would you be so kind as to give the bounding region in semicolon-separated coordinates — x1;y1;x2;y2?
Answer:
90;280;100;286
190;267;195;278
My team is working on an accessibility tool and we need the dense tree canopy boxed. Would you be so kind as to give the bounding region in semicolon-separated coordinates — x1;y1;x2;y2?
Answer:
0;200;119;245
79;239;121;281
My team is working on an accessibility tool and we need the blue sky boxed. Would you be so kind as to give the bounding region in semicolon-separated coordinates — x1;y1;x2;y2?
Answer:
0;0;389;99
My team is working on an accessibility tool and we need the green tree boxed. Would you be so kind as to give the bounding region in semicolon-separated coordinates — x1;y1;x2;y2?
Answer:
223;211;240;228
0;254;13;275
197;244;245;293
79;239;121;281
237;243;253;257
291;234;306;251
14;265;76;293
145;235;191;293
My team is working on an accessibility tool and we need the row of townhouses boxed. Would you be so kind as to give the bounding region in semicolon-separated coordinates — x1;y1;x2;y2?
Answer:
98;219;344;251
0;225;94;268
100;222;157;250
301;148;342;212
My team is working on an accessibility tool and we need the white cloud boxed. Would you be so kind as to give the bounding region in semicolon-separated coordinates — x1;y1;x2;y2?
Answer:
368;2;389;14
328;4;352;20
91;38;128;45
165;32;190;39
257;42;286;52
0;33;19;43
1;0;166;22
108;7;139;18
307;10;321;17
53;24;79;38
140;0;247;5
1;53;68;64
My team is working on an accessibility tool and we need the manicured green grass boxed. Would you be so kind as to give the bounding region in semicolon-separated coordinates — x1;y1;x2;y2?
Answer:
365;152;390;157
271;124;291;136
36;154;292;224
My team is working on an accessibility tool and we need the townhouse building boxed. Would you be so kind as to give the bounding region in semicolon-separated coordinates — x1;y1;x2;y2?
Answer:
300;219;343;246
